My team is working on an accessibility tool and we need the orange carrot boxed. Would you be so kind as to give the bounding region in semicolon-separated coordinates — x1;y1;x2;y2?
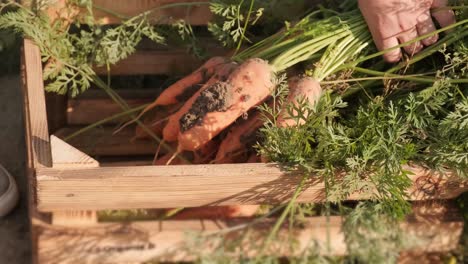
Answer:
152;56;227;106
178;58;274;151
214;110;264;164
277;76;322;127
133;57;228;129
162;62;239;142
134;103;182;140
260;76;322;163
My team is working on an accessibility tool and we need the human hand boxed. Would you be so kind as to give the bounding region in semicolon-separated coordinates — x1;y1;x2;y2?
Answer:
358;0;456;62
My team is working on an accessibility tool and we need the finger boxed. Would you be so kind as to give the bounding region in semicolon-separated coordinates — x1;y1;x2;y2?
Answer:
398;27;423;55
417;10;438;46
379;37;402;63
431;0;456;28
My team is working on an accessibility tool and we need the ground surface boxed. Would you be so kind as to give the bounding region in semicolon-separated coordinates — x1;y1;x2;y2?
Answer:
0;75;32;264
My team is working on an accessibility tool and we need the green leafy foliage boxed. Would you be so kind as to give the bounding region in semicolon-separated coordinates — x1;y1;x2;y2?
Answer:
0;1;165;96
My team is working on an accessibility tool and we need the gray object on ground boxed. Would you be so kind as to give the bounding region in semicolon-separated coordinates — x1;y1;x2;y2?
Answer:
0;164;19;217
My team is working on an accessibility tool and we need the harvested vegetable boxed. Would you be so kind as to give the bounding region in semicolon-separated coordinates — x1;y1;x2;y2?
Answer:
178;58;274;151
214;110;265;164
277;76;322;127
134;103;182;140
146;56;228;108
162;62;238;142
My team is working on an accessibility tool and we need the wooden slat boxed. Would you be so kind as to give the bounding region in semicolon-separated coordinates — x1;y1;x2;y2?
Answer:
52;211;97;226
35;164;468;211
92;0;212;25
67;97;153;125
46;0;212;25
22;39;54;264
94;50;204;76
36;205;463;263
50;135;99;226
21;39;53;168
54;126;157;157
51;135;99;168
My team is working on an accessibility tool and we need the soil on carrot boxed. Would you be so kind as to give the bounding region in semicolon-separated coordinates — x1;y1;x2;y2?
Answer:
179;82;234;132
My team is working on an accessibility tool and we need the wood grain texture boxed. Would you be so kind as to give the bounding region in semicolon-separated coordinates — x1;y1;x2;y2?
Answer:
67;97;152;125
91;0;212;25
54;126;157;157
52;211;98;226
94;50;205;76
21;39;53;168
51;135;99;168
21;39;53;264
35;164;468;211
35;206;463;263
46;0;212;25
50;135;100;227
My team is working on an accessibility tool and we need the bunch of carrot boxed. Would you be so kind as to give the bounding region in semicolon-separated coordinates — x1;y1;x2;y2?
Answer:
134;10;373;167
133;6;467;219
132;57;323;219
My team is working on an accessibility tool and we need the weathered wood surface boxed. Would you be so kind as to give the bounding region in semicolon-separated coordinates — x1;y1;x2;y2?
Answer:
54;126;157;157
36;203;463;263
67;97;153;125
35;164;467;211
51;135;99;168
21;39;53;168
22;39;54;264
46;0;212;25
94;50;208;76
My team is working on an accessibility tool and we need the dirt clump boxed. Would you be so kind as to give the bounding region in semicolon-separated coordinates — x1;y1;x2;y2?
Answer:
179;82;234;132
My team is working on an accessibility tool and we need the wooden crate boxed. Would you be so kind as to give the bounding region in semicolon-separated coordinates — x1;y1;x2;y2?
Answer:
21;2;468;263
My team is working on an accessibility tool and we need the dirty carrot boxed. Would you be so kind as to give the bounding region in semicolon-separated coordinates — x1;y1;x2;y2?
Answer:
214;110;265;164
277;76;322;127
178;58;275;151
134;103;182;140
162;61;238;142
149;56;227;107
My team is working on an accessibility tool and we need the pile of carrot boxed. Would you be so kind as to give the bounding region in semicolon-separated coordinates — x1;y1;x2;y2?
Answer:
135;56;322;167
134;57;322;219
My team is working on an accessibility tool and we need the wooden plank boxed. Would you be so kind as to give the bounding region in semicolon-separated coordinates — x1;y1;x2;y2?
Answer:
50;135;99;226
92;0;213;25
53;126;157;157
67;97;153;125
93;50;204;76
21;39;53;168
21;39;54;264
36;206;463;263
46;0;212;25
51;135;99;168
35;164;468;211
52;211;98;226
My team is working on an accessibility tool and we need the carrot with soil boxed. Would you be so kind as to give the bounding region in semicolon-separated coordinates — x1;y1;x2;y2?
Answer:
214;110;265;164
162;61;239;142
177;58;275;152
145;56;228;108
